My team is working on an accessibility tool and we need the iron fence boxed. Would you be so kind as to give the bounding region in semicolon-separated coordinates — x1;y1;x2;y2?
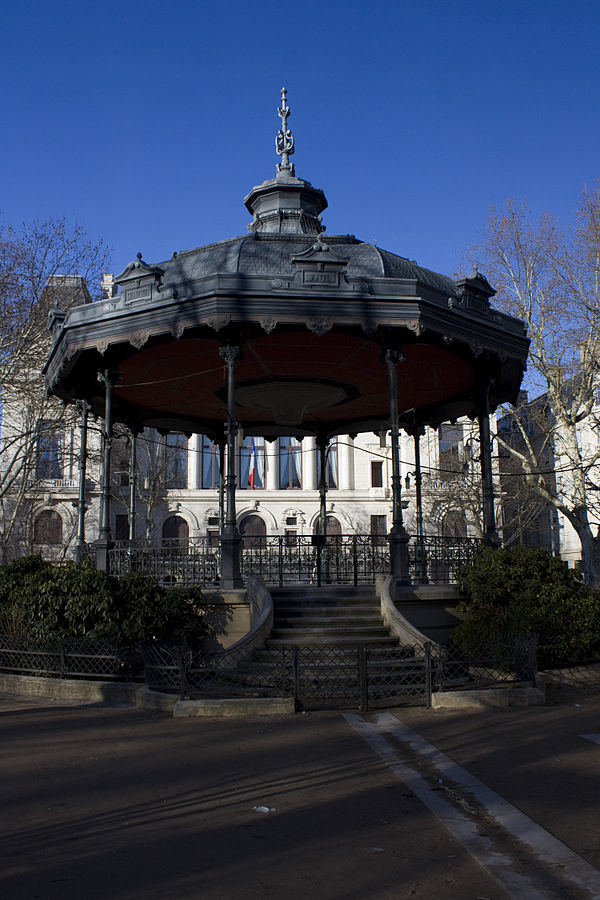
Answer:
0;634;142;680
437;635;538;690
138;632;536;709
140;638;431;709
0;630;536;706
410;535;482;584
105;534;481;587
110;538;219;585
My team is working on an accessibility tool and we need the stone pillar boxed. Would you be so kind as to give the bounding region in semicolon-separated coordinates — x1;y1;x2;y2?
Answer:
191;433;202;490
218;346;244;588
265;439;278;491
96;370;115;573
304;436;317;490
478;381;501;546
74;400;89;562
385;350;410;583
339;434;354;490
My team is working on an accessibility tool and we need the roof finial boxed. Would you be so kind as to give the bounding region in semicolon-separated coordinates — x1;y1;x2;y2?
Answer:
276;86;295;176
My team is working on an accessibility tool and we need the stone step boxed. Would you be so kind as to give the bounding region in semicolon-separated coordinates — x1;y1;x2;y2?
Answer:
270;588;377;601
267;634;399;647
274;611;383;625
274;596;379;606
272;621;390;635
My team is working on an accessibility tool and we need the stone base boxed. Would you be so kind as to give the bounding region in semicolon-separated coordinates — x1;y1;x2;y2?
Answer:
0;673;137;704
201;588;251;650
173;697;295;717
432;686;546;709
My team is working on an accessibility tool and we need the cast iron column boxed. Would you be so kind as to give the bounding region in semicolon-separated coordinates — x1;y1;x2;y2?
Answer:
478;380;501;546
218;439;226;534
128;429;137;541
74;400;89;561
96;370;115;572
385;350;410;583
218;346;244;588
317;434;330;585
413;428;428;583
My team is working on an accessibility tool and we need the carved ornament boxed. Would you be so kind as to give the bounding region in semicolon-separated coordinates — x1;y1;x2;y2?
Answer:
306;317;333;336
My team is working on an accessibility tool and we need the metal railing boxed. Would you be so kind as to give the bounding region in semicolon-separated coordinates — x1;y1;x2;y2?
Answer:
139;632;537;709
105;534;482;586
0;631;537;707
140;639;433;710
0;634;142;680
110;538;219;584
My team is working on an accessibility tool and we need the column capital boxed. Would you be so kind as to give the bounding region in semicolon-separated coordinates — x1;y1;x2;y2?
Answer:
383;348;406;367
218;345;242;364
96;369;121;386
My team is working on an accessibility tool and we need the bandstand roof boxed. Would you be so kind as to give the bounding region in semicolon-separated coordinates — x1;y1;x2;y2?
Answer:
44;90;529;440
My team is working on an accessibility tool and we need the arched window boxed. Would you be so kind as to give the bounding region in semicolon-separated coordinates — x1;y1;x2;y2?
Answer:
441;510;468;539
162;515;189;541
239;514;266;548
34;510;63;545
314;515;342;544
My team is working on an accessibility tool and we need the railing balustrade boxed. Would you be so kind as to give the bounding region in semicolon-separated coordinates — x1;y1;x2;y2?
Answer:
106;534;482;586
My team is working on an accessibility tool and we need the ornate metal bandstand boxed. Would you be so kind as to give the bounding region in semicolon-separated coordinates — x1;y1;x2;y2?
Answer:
44;90;529;589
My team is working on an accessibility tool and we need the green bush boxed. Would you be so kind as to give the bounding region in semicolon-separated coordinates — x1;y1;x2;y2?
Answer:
455;546;600;668
0;557;211;649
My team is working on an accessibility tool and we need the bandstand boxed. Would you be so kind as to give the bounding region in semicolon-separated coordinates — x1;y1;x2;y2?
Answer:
44;90;529;589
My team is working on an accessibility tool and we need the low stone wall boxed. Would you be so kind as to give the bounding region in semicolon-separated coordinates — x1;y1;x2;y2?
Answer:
0;672;138;704
200;589;251;650
0;674;293;717
377;575;437;646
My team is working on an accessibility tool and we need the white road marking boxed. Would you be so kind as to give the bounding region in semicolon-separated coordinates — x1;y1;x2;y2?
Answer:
345;711;600;900
580;734;600;745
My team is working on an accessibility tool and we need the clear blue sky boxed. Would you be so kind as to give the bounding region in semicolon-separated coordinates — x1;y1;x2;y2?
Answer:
2;0;598;281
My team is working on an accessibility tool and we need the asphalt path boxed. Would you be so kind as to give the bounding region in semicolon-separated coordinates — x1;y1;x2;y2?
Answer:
1;685;599;899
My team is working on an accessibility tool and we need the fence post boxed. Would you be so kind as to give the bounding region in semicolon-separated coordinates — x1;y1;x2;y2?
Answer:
281;647;288;695
529;635;539;686
59;639;66;679
425;641;432;708
359;644;368;712
293;646;300;710
352;536;358;587
316;542;322;587
278;536;283;587
177;646;188;700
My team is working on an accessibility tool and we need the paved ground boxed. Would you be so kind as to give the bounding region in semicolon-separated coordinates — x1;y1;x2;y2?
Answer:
1;684;599;899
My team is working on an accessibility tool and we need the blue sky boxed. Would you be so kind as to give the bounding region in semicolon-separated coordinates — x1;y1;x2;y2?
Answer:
2;0;599;281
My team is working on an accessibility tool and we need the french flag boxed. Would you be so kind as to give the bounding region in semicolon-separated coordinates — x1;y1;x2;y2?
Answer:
248;438;257;488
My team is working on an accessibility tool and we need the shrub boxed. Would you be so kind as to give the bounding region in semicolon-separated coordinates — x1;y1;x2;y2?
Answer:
0;557;211;648
455;546;600;667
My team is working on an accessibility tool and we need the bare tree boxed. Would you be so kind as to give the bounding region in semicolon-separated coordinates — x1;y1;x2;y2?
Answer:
472;186;600;585
111;426;189;539
0;219;109;560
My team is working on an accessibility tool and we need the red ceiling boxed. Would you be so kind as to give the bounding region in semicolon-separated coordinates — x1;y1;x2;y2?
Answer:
114;331;475;425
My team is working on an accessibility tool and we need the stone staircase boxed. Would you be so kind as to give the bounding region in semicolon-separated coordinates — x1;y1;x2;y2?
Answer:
267;585;399;647
215;586;429;707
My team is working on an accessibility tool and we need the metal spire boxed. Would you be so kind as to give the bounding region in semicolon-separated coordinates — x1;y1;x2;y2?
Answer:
276;86;295;175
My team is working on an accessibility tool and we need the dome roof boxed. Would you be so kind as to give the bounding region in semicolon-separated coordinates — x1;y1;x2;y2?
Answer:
150;233;456;298
45;89;529;440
